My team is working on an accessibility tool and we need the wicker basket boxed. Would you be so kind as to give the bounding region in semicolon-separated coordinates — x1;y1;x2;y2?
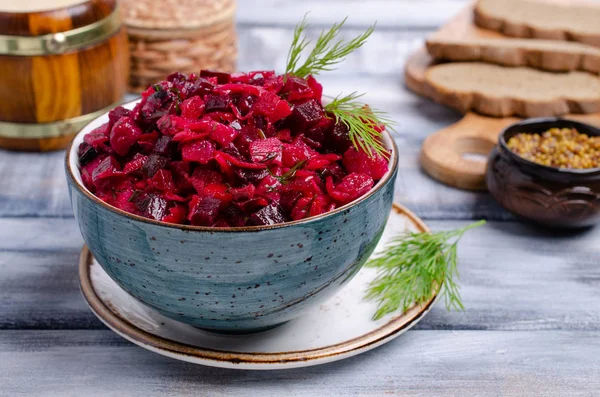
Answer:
122;0;237;93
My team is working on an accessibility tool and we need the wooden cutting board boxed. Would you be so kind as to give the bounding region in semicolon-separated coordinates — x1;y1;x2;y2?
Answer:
406;49;600;190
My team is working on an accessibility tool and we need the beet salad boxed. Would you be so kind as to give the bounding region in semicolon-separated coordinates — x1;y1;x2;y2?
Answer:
77;17;394;227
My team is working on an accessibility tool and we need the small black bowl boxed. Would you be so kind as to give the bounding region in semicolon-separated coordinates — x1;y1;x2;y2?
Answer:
486;118;600;228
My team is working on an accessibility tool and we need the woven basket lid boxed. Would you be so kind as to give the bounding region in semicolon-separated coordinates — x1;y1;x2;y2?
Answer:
122;0;236;30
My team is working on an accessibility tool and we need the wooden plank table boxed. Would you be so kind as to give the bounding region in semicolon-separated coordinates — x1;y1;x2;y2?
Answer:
2;0;599;395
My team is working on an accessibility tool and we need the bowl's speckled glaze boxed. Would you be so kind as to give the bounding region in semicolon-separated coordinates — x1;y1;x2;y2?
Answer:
66;100;398;333
486;118;600;229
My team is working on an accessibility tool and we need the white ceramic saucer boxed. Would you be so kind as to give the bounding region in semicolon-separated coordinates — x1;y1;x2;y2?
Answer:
79;203;437;370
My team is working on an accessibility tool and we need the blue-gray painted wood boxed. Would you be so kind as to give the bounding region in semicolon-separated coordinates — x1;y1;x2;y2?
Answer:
1;330;600;396
1;218;598;331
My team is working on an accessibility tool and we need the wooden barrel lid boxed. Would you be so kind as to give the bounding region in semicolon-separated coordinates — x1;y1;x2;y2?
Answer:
121;0;235;30
0;0;117;36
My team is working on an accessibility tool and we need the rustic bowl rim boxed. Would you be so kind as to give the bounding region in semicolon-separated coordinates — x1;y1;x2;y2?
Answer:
498;117;600;176
66;98;399;233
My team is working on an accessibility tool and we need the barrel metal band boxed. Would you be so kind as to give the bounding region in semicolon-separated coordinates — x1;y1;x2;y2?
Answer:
0;7;121;56
0;101;121;139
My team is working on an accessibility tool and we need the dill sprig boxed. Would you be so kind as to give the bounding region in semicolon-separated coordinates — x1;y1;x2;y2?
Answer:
285;15;375;78
325;92;396;158
365;220;485;320
267;159;307;184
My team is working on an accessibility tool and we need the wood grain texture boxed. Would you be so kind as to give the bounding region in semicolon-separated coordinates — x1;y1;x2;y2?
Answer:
0;0;116;35
2;218;600;331
1;330;600;396
407;49;600;189
0;0;128;151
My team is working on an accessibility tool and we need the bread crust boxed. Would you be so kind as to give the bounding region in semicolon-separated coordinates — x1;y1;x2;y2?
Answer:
474;0;600;48
422;63;600;117
426;38;600;74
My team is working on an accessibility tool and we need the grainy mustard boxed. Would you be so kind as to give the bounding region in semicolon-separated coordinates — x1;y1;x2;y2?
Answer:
506;127;600;169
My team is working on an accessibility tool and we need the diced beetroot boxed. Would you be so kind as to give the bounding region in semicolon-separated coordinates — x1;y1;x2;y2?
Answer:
290;196;313;221
144;194;169;220
200;70;231;84
305;153;341;170
326;120;352;153
250;137;283;164
182;141;215;164
203;111;235;124
327;173;374;205
287;170;324;196
113;187;138;215
309;194;330;217
291;100;324;131
123;153;148;174
342;147;389;180
209;123;238;148
166;72;187;84
149;169;175;192
141;154;168;178
153;135;175;156
249;203;286;225
230;93;257;119
234;167;269;185
255;175;281;202
181;77;214;98
223;205;247;227
230;184;256;201
276;128;292;142
282;76;314;102
230;72;249;84
172;129;210;144
217;84;261;97
137;130;159;154
319;162;347;183
263;74;284;93
281;139;316;167
202;183;233;204
188;196;222;226
81;156;104;191
180;96;205;119
139;90;173;125
110;117;142;156
84;125;109;148
157;115;179;136
279;190;302;213
253;89;292;122
162;205;187;224
78;70;389;226
217;151;267;170
205;94;231;112
78;143;99;166
249;70;275;85
92;156;121;184
108;106;131;128
234;197;269;213
306;75;323;100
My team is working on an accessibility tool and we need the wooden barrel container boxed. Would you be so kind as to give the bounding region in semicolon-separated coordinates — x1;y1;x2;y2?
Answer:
0;0;129;151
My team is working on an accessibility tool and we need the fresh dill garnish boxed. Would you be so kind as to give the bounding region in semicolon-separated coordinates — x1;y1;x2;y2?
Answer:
285;15;375;78
365;220;485;320
325;92;396;158
267;159;307;184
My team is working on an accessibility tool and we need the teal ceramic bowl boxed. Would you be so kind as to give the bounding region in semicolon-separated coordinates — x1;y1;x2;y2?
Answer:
66;100;399;333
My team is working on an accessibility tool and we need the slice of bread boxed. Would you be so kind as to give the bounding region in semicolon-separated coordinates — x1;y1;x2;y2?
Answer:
426;38;600;74
422;63;600;117
474;0;600;47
